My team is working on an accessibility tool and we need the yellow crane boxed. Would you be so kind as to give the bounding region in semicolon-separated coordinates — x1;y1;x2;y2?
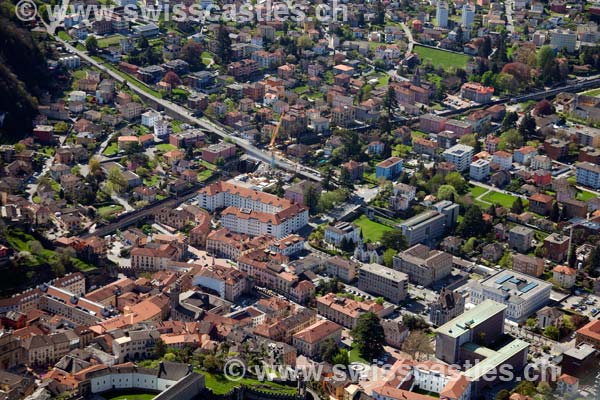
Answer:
268;113;285;168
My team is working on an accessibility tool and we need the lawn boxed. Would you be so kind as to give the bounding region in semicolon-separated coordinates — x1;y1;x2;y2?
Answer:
98;60;162;98
468;185;489;199
413;45;470;69
101;391;156;400
577;190;597;201
156;143;177;152
97;34;125;49
352;214;394;242
201;372;297;396
144;175;161;187
348;342;368;363
97;204;124;219
583;87;600;97
198;169;214;182
57;30;71;41
481;191;521;208
103;142;119;156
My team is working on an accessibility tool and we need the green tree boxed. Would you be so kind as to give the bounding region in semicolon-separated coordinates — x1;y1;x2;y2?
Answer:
339;167;354;189
85;36;98;54
495;389;510;400
402;314;429;330
437;184;457;201
518;114;537;139
383;86;398;116
511;197;524;214
351;312;385;361
216;23;232;64
304;185;321;215
549;201;560;222
180;41;205;71
512;381;537;397
501;112;519;130
154;339;167;358
457;205;487;238
383;248;396;268
543;325;560;340
380;230;408;251
107;166;127;194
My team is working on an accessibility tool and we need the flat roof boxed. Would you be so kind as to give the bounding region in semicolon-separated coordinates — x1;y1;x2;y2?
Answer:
464;339;529;381
435;299;506;338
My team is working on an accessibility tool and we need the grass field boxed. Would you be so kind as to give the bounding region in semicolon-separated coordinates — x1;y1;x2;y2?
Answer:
57;30;71;41
97;35;125;49
201;372;297;395
155;143;177;152
481;191;521;208
583;87;600;97
413;45;470;69
352;214;394;242
577;190;598;201
103;142;119;156
468;185;489;199
97;204;124;219
348;342;368;363
198;169;214;182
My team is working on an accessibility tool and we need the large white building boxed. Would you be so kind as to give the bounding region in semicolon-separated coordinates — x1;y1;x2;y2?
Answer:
576;162;600;189
198;181;309;239
358;263;408;304
462;4;475;28
469;270;552;321
324;221;362;247
469;159;490;181
443;144;474;172
436;2;449;28
550;29;577;53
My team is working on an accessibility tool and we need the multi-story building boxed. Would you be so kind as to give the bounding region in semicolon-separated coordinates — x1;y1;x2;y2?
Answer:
198;181;309;239
513;146;538;165
508;226;534;253
469;159;490;181
531;155;552;170
576;162;600;189
325;257;359;283
202;142;237;164
436;2;449;27
544;138;569;161
376;157;404;180
576;319;600;348
400;201;459;246
550;29;577;52
443;144;474;171
528;193;554;216
292;320;343;358
420;114;447;133
130;244;180;271
492;150;513;170
469;270;552;321
553;265;577;289
316;293;394;329
544;233;570;263
393;244;452;287
112;329;161;363
358;263;408;304
462;4;475;27
430;288;465;327
324;221;361;247
512;254;544;277
39;285;115;326
460;82;494;103
192;264;251;302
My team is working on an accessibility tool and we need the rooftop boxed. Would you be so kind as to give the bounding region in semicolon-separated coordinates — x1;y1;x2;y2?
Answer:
436;299;506;338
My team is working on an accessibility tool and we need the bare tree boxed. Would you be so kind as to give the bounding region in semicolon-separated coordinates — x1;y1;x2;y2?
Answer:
401;330;433;361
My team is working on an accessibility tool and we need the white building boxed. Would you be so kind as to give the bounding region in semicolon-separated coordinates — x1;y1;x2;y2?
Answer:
552;265;577;289
469;270;552;321
59;55;81;69
443;144;474;172
69;90;86;103
436;2;449;28
324;221;362;247
550;29;577;53
576;162;600;189
153;119;172;139
141;110;160;127
462;4;475;28
469;159;490;181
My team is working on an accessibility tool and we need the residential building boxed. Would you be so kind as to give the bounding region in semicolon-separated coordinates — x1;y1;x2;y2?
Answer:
492;151;513;170
292;320;343;358
514;146;537;165
316;293;394;329
576;162;600;189
430;288;465;327
112;329;161;363
443;144;474;172
325;257;359;283
512;254;544;278
436;2;449;27
462;4;475;27
358;263;408;304
470;159;490;181
556;374;579;398
130;244;180;271
460;82;494;103
550;29;577;52
469;270;552;321
544;138;569;161
508;226;534;253
531;155;552;170
376;157;403;180
528;193;554;216
544;233;570;263
284;180;321;206
400;202;459;246
553;265;577;289
393;244;452;287
202;142;237;164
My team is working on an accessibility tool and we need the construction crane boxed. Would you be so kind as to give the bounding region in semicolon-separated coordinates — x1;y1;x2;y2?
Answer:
268;113;285;168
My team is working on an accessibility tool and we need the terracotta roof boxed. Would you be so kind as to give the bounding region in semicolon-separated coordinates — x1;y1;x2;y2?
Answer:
553;265;577;275
558;373;578;385
293;320;342;344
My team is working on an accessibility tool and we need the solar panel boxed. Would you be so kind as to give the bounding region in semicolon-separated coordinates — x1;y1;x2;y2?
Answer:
495;274;513;284
520;282;538;293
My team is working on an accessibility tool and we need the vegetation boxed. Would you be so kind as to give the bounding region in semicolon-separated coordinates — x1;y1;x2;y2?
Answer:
352;215;394;243
413;46;470;68
351;312;385;361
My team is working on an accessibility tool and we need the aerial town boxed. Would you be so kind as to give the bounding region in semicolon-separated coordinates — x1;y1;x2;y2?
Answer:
2;0;600;399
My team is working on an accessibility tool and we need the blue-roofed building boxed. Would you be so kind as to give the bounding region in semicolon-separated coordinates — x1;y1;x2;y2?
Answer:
469;270;551;321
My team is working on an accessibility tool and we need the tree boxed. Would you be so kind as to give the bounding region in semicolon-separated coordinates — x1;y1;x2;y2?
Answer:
383;248;396;268
163;71;182;87
303;185;321;215
437;184;457;201
154;339;167;358
380;230;408;251
216;23;232;64
457;205;487;238
383;86;398;116
402;314;429;330
402;331;433;361
478;36;492;58
320;338;341;363
501;111;519;130
588;246;600;276
28;240;43;255
543;325;560;340
533;100;554;116
512;381;536;397
180;41;205;71
518;114;537;139
339;167;354;189
54;121;68;134
85;36;98;54
499;128;524;150
495;389;510;400
549;201;560;222
351;312;385;361
107;166;127;194
459;133;477;148
511;197;524;214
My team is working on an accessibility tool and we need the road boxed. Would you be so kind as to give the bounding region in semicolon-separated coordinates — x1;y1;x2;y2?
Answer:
400;22;415;56
55;37;323;183
505;0;515;33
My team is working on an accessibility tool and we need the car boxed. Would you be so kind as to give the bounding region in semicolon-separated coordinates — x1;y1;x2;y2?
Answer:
416;285;424;290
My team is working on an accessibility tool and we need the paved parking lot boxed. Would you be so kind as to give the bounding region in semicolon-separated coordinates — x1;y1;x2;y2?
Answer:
561;293;600;319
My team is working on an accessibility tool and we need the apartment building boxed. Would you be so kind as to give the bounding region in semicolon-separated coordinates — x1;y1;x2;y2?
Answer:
550;29;577;52
553;265;577;289
508;226;534;253
192;264;251;302
202;142;237;164
512;254;544;278
130;244;180;271
420;114;447;133
469;159;490;181
325;257;359;283
39;285;115;326
469;270;552;321
492;151;513;170
376;157;404;180
112;329;161;363
544;233;570;263
393;244;452;287
316;293;394;329
443;144;474;171
358;263;408;304
576;162;600;189
460;82;494;103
